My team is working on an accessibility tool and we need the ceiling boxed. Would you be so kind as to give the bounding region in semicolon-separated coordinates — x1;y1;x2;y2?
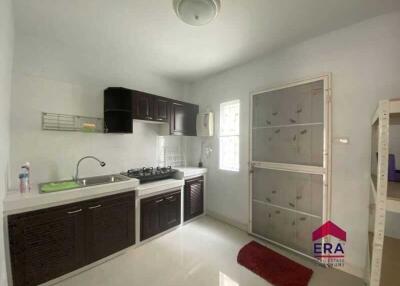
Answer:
14;0;400;82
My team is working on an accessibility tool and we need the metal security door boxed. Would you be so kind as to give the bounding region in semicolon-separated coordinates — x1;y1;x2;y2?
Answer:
249;75;331;259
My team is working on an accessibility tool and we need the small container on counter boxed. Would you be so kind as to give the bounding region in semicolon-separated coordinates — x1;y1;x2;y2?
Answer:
19;173;29;193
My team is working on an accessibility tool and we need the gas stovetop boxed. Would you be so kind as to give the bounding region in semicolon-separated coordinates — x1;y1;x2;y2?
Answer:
121;166;178;183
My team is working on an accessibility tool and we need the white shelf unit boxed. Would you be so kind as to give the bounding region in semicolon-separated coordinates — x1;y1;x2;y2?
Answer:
249;75;332;261
368;99;400;286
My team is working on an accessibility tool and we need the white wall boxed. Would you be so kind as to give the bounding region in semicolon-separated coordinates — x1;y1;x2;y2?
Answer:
186;11;400;278
0;0;14;285
10;34;186;189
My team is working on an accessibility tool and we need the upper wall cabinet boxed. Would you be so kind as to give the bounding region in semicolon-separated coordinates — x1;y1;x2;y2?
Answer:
104;87;198;135
170;102;198;136
131;90;154;121
104;88;133;133
153;96;170;123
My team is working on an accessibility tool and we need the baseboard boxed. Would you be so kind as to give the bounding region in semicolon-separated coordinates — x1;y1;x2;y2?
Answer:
206;210;248;232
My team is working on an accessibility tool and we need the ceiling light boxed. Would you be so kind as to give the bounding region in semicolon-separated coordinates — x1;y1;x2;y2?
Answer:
173;0;221;26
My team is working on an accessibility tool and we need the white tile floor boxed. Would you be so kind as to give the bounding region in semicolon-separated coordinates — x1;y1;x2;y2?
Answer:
56;216;363;286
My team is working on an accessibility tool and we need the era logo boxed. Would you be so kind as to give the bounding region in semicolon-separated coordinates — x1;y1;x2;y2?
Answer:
312;221;346;265
313;242;345;255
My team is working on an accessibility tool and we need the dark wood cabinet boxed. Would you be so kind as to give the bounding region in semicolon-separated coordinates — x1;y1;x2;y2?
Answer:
8;192;135;286
132;91;154;120
160;192;181;230
104;87;133;133
85;193;135;264
170;102;198;136
104;87;198;135
140;190;181;241
170;102;185;135
184;177;204;222
153;96;169;122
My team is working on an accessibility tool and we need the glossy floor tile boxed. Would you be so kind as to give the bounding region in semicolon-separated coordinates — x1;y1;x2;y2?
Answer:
56;216;363;286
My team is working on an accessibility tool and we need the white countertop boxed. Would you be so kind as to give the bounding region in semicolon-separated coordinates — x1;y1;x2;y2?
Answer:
174;167;207;179
3;168;206;215
135;179;184;198
4;178;140;215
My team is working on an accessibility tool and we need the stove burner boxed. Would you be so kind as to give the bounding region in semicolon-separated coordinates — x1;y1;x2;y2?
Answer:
123;166;177;183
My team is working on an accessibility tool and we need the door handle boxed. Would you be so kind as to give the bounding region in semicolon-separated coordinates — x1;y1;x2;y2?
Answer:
67;209;82;214
88;204;102;210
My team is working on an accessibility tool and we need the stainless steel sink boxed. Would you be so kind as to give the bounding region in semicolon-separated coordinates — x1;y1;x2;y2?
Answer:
78;174;130;187
39;174;131;193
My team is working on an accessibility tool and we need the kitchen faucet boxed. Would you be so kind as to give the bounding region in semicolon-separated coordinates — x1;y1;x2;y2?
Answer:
74;156;106;182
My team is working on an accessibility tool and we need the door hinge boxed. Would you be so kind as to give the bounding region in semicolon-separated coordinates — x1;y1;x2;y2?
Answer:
249;163;255;174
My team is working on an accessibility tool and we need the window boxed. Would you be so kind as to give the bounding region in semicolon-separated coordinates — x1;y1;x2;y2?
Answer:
219;100;240;171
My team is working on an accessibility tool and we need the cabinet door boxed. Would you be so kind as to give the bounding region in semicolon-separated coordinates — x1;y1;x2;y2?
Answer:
170;102;185;135
184;177;204;221
182;103;198;136
8;203;86;286
140;195;163;241
85;192;135;263
132;91;154;120
160;191;181;231
154;97;170;122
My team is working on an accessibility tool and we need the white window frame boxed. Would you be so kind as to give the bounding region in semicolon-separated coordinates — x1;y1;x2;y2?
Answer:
219;99;240;172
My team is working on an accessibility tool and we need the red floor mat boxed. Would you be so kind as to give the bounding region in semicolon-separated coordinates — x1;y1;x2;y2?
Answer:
237;241;313;286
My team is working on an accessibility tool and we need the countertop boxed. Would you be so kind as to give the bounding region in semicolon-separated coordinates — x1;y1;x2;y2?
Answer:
174;167;207;179
4;178;140;215
3;167;207;215
135;179;184;198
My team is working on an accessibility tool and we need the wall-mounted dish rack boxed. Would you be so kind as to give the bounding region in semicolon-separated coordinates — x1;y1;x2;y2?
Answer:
42;112;104;133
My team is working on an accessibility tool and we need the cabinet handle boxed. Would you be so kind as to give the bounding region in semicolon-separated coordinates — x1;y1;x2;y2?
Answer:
146;116;153;120
67;209;82;214
88;204;102;210
157;118;164;121
165;196;175;201
155;199;164;203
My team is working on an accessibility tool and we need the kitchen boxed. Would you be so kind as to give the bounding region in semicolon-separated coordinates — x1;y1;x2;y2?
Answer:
1;1;400;286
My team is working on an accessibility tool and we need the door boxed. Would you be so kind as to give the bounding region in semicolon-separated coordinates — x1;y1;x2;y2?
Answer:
160;191;181;231
132;91;154;120
85;192;135;263
183;103;198;136
8;203;86;286
140;195;163;241
250;76;331;259
140;190;182;241
170;102;185;135
154;96;170;122
184;177;204;221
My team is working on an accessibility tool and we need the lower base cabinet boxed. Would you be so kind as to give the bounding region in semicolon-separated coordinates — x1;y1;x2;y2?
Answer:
184;176;204;222
8;191;135;286
140;189;181;241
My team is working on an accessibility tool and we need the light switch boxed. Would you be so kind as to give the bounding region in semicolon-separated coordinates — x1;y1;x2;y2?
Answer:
334;137;349;144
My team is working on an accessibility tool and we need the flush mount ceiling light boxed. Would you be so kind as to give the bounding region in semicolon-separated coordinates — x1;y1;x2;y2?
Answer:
173;0;221;26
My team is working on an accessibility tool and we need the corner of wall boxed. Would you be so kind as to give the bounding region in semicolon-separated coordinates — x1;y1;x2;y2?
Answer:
0;0;14;285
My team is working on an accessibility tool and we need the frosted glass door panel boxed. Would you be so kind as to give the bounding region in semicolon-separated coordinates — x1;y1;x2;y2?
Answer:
252;168;323;217
295;214;321;256
252;125;323;165
252;80;324;128
252;201;321;256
